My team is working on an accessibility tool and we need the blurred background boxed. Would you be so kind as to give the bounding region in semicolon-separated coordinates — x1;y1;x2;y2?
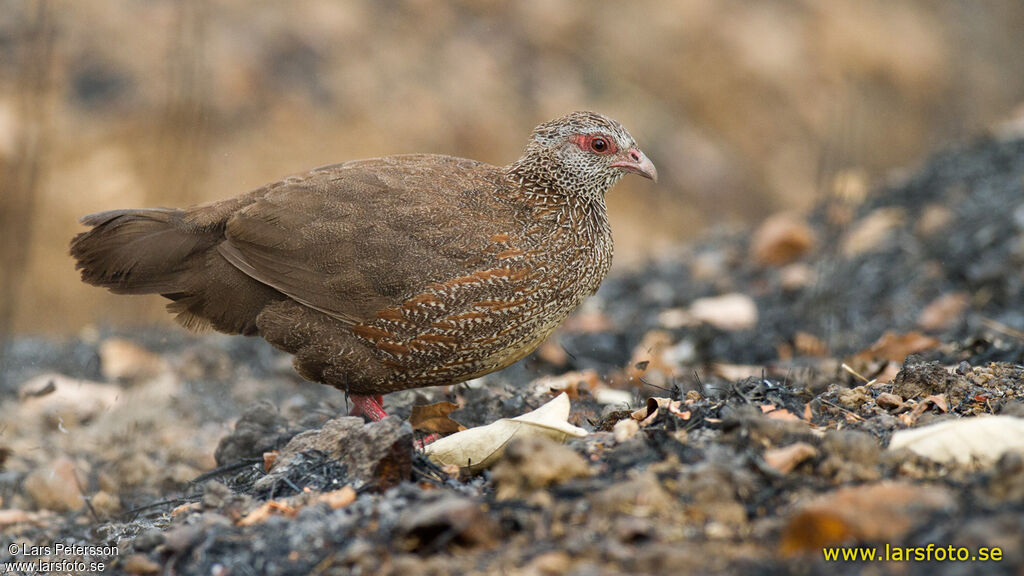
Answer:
3;0;1024;336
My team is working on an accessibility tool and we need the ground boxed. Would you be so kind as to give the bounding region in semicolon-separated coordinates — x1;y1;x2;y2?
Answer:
3;132;1024;575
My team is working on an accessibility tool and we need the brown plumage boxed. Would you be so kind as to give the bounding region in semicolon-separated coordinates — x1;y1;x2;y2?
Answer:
71;111;656;419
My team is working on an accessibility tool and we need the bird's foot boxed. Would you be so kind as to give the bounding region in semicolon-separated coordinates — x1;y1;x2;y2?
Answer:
349;394;388;421
349;396;442;450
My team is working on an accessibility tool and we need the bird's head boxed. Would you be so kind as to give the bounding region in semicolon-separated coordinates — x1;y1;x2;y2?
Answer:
510;111;657;198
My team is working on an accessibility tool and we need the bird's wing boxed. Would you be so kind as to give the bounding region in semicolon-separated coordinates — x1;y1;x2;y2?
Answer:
217;155;511;326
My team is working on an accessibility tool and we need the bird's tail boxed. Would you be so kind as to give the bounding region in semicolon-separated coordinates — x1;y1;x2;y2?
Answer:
70;207;279;334
71;208;212;295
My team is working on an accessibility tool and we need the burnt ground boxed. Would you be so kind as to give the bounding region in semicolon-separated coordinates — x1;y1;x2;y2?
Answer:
3;133;1024;575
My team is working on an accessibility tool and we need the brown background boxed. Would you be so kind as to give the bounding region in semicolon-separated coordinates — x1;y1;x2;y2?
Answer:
3;0;1024;335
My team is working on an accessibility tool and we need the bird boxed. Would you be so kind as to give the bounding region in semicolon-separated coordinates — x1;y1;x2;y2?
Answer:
71;111;656;421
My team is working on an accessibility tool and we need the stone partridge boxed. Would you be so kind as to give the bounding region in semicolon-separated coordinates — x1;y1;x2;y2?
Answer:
71;111;657;420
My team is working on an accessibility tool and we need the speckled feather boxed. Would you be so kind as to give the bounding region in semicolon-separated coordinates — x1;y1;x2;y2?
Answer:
71;111;653;395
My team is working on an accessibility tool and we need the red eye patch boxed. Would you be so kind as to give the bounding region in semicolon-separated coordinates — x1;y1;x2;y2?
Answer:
573;134;618;155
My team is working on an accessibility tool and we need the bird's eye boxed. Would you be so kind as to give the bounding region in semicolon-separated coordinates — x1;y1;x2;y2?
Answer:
590;137;608;153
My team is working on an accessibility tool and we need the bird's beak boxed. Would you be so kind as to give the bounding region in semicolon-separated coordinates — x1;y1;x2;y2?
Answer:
610;147;658;182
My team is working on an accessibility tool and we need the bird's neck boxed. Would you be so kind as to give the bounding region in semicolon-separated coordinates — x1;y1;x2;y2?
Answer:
504;156;617;207
502;160;613;258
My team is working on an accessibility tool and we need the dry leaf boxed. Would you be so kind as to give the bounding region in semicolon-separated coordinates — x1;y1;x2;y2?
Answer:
316;486;357;509
888;416;1024;465
793;331;828;357
530;370;600;400
262;451;278;472
170;502;201;517
763;407;800;421
750;212;816;266
592;387;633;406
841;207;904;257
764;442;817;474
238;500;298;526
854;331;941;363
626;331;678;388
536;339;569;366
711;363;765;381
631;397;690;427
918;292;968;331
923;394;949;413
424;393;586;473
409;401;466;435
781;481;952;554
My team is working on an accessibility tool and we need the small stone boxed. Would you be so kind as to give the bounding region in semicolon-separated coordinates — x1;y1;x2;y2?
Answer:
891;355;968;403
688;293;758;331
131;528;165;552
875;392;907;412
492;436;590;500
751;212;816;266
781;481;954;554
527;551;572;575
396;496;497;552
99;338;166;384
613;418;639;443
90;490;121;518
162;524;205;554
255;416;413;491
24;457;85;512
122;554;161;575
214;401;296;465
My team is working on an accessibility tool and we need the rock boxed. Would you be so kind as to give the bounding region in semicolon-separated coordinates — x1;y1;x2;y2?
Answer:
131;528;165;552
891;355;968;403
874;392;907;412
492;436;590;500
591;471;678;517
780;481;954;553
841;207;904;257
90;489;121;518
214;402;298;465
751;212;816;266
99;338;166;383
613;418;639;443
818;430;882;483
111;453;159;489
396;495;497;552
122;554;161;575
526;551;572;575
161;524;205;554
688;293;758;331
16;373;121;428
254;416;413;491
24;457;85;512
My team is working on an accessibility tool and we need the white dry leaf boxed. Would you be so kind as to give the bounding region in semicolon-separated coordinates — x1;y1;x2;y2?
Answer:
424;393;587;473
688;293;758;331
888;416;1024;465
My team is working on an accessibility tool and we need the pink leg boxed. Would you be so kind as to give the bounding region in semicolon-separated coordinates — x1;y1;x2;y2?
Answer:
347;395;442;449
349;394;388;421
414;433;441;450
